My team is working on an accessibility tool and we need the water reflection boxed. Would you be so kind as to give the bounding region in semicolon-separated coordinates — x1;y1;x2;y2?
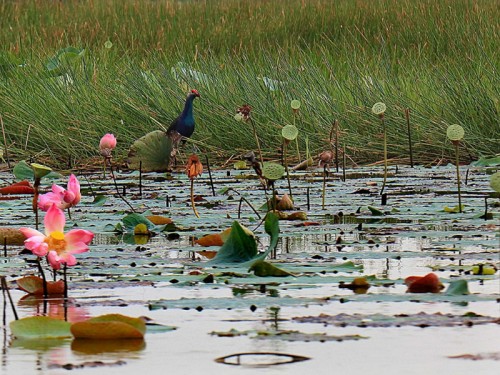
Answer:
17;295;90;323
71;338;145;354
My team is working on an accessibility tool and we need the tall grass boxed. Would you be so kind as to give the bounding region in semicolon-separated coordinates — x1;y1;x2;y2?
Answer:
0;0;498;167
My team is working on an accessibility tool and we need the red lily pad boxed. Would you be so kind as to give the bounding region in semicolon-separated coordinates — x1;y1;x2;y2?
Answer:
0;180;35;195
16;276;65;295
71;314;146;339
405;273;444;293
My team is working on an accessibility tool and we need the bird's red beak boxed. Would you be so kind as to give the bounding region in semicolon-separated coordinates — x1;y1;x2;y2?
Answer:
191;89;200;97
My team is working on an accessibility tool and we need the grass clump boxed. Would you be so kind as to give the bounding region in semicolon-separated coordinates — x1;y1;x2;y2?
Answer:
0;0;498;167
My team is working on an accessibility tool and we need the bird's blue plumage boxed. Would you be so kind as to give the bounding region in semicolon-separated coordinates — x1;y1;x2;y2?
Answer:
167;91;199;139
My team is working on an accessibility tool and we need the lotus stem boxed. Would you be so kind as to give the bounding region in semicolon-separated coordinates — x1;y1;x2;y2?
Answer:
190;179;200;218
293;114;301;163
322;165;327;210
1;276;18;321
67;207;72;221
32;177;41;230
36;256;48;299
205;155;216;197
283;141;293;199
454;142;462;213
249;118;264;166
63;263;68;300
380;115;388;194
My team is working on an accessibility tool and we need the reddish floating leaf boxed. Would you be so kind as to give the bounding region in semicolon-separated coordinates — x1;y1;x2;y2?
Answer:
405;273;444;293
16;276;65;295
0;180;35;195
71;314;146;340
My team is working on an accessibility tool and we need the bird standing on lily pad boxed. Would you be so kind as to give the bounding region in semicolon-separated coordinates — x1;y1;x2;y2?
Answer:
127;89;200;172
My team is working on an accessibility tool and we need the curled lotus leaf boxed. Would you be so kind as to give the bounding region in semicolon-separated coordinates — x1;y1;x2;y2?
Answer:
262;163;285;181
446;124;465;141
371;102;386;115
31;163;53;180
281;125;298;141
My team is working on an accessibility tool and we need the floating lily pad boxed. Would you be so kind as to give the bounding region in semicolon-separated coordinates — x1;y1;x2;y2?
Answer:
71;314;146;339
10;316;72;339
293;312;499;327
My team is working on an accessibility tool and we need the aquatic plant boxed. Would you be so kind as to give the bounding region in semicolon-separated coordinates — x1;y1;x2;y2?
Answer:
281;124;298;199
38;174;81;219
186;154;203;218
235;105;264;166
318;150;334;210
290;99;301;163
99;133;117;177
372;102;388;194
20;204;94;298
446;124;465;212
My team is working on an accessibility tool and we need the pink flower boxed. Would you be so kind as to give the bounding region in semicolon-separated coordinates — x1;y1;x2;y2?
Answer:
99;133;117;157
19;204;93;270
38;174;81;211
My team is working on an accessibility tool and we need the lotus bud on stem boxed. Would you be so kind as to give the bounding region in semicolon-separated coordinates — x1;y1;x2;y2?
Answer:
319;151;334;210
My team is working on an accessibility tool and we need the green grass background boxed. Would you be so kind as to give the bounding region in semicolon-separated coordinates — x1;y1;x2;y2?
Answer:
0;0;498;167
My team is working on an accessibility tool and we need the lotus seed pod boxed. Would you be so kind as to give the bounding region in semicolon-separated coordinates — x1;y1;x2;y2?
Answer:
31;163;52;180
262;162;285;181
281;125;298;141
446;124;465;141
104;40;113;49
490;171;500;193
234;112;244;122
290;100;301;110
371;102;386;115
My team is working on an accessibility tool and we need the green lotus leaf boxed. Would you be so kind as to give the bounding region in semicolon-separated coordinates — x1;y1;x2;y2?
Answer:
290;99;301;110
446;124;465;141
10;316;72;339
371;102;386;115
31;163;53;180
262;162;285;181
282;125;298;141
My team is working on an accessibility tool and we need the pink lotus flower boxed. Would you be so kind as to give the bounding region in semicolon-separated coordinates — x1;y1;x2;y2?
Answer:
38;174;81;211
99;133;117;157
20;204;93;270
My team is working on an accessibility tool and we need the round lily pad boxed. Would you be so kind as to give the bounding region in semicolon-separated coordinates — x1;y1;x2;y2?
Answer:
290;99;301;110
446;124;465;141
262;163;285;181
281;125;298;141
371;102;386;115
490;171;500;193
